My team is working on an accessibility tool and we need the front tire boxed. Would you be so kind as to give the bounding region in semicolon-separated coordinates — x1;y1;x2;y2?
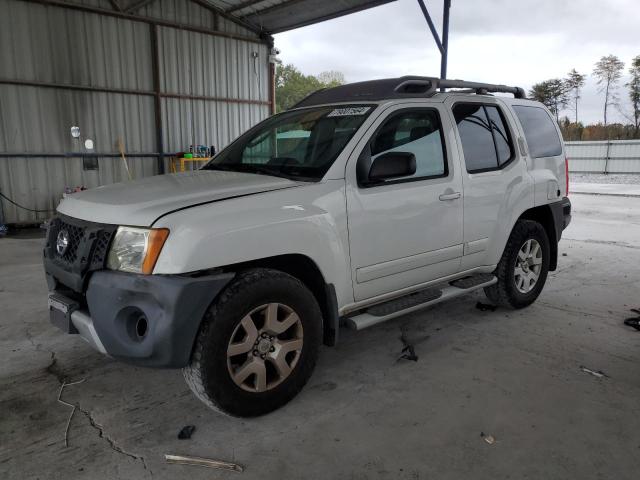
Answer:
484;219;551;309
183;269;322;417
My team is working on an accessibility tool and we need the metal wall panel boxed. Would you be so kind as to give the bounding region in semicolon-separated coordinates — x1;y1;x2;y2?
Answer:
157;27;269;100
141;0;217;29
162;97;268;154
0;0;271;224
566;140;640;173
133;0;259;38
0;156;157;223
158;24;271;158
0;85;156;153
0;0;153;90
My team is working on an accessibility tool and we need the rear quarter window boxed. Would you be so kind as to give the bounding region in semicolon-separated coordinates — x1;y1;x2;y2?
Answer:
513;105;563;158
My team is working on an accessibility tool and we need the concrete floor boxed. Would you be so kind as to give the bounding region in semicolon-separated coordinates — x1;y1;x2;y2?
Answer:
1;194;639;480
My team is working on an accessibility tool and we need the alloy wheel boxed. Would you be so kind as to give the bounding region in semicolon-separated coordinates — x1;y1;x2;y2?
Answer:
226;303;303;392
514;238;543;293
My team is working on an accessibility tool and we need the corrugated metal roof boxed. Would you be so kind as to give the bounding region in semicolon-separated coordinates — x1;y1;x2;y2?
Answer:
201;0;397;33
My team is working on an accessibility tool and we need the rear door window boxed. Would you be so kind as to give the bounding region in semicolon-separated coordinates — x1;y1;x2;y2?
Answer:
513;105;563;158
486;106;512;166
452;103;514;172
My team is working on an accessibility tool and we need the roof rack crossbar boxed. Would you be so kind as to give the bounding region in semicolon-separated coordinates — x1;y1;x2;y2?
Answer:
436;79;526;98
394;78;525;99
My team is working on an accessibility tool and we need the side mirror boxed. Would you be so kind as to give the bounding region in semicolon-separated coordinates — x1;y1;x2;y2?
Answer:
368;152;416;183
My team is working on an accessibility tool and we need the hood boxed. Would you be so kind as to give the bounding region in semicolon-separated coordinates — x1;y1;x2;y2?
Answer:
57;170;302;226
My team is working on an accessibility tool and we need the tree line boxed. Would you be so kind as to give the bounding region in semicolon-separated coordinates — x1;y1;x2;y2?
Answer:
530;54;640;140
276;57;640;142
275;64;345;112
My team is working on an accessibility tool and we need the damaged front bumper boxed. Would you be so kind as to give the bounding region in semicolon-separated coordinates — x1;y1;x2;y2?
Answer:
47;270;234;368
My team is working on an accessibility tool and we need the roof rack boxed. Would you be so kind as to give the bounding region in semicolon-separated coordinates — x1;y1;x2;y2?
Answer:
435;79;526;98
293;76;526;108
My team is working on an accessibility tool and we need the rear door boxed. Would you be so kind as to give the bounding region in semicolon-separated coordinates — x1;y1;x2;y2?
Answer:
345;103;464;301
510;104;567;203
445;97;532;270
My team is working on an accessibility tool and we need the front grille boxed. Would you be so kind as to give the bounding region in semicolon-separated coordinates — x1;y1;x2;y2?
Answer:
55;221;84;263
46;217;86;268
44;215;117;291
90;230;115;269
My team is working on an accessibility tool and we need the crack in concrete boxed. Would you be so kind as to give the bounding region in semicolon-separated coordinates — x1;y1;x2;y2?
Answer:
25;326;41;351
45;352;66;384
75;405;151;474
45;355;152;476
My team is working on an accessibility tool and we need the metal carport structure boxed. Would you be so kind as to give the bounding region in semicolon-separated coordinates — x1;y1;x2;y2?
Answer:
0;0;451;225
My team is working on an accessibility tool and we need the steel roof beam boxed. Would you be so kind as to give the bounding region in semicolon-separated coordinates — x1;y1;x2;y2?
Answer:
225;0;267;14
124;0;157;13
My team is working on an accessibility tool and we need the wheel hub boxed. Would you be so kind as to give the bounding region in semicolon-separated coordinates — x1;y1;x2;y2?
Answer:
256;338;272;354
514;238;543;294
226;303;304;393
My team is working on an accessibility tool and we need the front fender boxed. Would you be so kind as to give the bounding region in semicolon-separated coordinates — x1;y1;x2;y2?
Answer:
152;180;353;308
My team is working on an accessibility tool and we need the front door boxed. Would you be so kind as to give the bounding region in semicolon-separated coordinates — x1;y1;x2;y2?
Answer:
346;104;464;301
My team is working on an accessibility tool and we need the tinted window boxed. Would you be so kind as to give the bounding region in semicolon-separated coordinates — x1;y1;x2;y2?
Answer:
513;105;562;158
368;109;446;182
453;104;497;172
453;103;515;172
485;106;513;165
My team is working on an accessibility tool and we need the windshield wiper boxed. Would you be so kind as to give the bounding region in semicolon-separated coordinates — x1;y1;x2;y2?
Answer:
241;165;293;179
204;163;294;180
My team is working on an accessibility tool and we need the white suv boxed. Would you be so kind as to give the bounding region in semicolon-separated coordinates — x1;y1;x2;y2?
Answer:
44;77;571;416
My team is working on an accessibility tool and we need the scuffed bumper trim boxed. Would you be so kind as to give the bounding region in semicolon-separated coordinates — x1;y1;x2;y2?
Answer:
71;310;107;355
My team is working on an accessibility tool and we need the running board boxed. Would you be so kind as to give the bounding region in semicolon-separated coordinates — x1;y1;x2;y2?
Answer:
345;274;497;331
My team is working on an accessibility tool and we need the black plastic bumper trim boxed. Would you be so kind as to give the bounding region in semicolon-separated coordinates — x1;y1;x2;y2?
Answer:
85;270;235;368
550;196;572;240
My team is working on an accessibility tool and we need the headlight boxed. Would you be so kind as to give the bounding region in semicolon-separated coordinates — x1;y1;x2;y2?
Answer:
107;227;169;274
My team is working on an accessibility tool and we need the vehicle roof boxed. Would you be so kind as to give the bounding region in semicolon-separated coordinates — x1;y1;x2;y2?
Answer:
293;76;530;109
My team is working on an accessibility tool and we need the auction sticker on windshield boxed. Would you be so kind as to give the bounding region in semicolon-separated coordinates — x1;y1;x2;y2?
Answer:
327;107;371;117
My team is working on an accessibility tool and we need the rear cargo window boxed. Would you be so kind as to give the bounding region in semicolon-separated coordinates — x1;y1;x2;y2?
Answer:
513;105;563;158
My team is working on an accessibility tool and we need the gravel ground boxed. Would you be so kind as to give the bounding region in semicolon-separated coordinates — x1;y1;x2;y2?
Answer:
570;173;640;184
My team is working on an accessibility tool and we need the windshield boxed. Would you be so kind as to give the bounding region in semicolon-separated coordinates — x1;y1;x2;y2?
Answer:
202;105;374;181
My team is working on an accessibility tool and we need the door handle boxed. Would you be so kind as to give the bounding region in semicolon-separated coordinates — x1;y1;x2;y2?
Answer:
439;192;461;201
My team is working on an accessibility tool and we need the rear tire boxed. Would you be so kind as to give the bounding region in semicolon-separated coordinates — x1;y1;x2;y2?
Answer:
484;219;550;309
183;268;322;417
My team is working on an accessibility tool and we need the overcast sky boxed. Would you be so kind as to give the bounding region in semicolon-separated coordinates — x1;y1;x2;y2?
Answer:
274;0;639;124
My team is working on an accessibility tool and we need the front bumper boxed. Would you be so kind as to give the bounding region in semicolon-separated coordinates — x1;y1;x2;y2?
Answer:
48;270;234;368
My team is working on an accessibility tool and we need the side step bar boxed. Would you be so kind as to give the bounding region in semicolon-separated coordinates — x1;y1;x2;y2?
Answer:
345;274;497;331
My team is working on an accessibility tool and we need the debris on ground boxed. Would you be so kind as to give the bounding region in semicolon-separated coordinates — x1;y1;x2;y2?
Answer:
399;344;419;362
624;309;640;331
579;366;609;378
476;302;497;312
624;318;640;331
56;378;86;447
480;432;496;445
398;332;420;362
165;454;243;472
178;425;196;440
562;253;568;256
